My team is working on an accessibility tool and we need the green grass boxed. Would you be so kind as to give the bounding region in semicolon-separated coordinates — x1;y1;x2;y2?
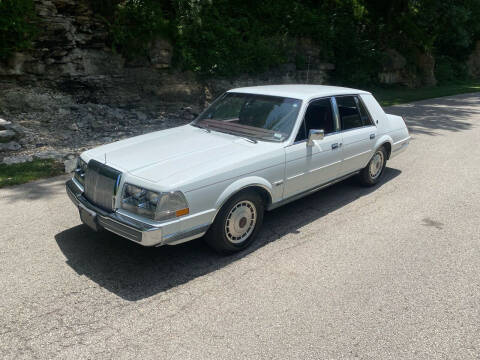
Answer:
371;81;480;107
0;159;64;188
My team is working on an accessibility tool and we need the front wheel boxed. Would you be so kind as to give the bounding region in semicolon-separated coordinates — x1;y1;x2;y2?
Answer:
359;146;387;186
205;190;264;254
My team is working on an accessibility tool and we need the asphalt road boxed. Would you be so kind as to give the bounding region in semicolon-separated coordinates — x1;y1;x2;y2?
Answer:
1;93;480;359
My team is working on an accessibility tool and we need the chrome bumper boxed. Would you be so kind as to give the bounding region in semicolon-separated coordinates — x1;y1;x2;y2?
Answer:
390;136;410;159
66;179;209;247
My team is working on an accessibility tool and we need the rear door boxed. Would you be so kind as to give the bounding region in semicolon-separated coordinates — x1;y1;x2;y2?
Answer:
334;95;377;176
284;97;343;198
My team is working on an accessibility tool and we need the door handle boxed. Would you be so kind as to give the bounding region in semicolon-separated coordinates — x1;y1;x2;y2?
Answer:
370;133;375;139
331;143;339;149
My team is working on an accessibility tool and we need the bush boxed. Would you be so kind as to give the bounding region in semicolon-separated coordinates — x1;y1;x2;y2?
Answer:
435;56;469;84
0;0;37;61
327;0;380;86
89;0;122;20
98;0;480;85
109;0;170;60
174;0;291;76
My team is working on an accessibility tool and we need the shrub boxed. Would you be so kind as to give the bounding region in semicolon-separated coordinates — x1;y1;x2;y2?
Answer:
89;0;122;20
0;0;37;61
174;0;291;76
109;0;170;60
435;56;469;84
99;0;480;85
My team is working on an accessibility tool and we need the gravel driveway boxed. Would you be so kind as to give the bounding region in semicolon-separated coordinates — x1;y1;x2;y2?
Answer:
1;93;479;359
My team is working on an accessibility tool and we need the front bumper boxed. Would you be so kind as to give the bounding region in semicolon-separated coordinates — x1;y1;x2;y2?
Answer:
66;179;209;247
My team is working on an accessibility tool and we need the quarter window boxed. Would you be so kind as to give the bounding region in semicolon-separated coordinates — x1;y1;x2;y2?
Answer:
355;97;374;126
295;98;335;142
336;96;373;130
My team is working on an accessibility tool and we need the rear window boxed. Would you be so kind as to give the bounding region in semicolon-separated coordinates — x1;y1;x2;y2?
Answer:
336;96;373;130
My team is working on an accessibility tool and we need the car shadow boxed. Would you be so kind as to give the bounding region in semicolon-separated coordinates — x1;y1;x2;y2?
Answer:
55;167;401;301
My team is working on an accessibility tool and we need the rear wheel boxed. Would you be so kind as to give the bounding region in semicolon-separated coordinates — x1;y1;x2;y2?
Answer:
205;190;264;254
359;146;387;186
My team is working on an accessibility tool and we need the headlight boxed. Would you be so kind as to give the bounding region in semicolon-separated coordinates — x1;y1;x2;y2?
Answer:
121;184;189;221
74;157;88;185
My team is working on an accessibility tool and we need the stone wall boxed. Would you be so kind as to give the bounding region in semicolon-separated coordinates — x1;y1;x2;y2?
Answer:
379;48;440;87
379;49;410;86
0;0;206;111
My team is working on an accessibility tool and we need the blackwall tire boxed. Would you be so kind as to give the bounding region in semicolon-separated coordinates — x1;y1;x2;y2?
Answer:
205;190;264;254
359;146;387;186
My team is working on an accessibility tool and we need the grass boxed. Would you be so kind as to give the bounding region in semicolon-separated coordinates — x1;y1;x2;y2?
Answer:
371;81;480;107
0;159;64;188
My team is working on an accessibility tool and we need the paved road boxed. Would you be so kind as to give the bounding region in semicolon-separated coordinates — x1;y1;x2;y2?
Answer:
1;93;480;359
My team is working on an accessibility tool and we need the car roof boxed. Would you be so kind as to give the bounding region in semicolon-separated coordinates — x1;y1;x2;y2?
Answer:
227;84;370;101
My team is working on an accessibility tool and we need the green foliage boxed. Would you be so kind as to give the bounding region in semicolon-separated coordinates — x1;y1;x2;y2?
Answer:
0;0;37;61
89;0;122;20
91;0;480;83
365;0;480;60
327;0;380;86
435;56;469;84
2;0;479;85
109;0;170;59
175;0;290;76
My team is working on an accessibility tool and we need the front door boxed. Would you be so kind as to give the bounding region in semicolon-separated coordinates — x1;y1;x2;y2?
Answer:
284;98;343;198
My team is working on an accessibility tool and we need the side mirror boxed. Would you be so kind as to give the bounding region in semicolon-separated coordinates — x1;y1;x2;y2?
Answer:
307;129;324;146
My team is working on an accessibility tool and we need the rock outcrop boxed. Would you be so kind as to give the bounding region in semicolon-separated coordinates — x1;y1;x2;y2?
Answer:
0;0;337;168
416;52;437;87
379;49;411;86
467;40;480;78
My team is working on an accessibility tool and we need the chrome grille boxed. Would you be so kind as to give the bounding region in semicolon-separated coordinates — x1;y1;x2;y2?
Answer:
84;160;122;212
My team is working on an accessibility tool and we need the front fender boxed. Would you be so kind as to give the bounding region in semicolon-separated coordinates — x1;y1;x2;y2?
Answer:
214;176;274;210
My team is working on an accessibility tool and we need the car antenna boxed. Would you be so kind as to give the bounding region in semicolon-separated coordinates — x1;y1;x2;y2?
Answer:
104;153;107;164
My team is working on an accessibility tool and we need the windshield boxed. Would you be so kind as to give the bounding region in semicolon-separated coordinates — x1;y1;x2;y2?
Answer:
193;93;302;142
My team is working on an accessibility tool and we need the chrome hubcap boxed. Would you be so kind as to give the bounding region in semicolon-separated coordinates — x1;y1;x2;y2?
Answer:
225;200;257;244
369;151;384;179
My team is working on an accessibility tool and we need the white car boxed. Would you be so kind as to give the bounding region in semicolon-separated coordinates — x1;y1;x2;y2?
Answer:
66;85;409;253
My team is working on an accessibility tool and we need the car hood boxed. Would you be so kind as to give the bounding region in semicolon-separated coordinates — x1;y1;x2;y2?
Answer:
83;125;281;189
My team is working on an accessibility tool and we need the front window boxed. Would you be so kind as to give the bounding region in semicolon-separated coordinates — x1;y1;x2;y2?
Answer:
193;93;302;142
295;98;335;142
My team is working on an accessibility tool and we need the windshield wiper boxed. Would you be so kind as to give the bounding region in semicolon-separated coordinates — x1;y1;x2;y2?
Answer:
239;136;257;144
192;123;211;133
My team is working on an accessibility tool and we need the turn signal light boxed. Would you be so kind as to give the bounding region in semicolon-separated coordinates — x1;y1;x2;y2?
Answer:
176;208;189;217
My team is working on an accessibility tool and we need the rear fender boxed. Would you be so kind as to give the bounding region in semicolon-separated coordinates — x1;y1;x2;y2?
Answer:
374;135;393;159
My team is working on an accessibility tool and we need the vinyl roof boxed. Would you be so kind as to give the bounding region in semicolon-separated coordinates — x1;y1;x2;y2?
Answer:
228;84;370;101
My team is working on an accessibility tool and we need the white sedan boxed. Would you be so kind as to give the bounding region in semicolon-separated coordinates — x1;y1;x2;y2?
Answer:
66;85;410;253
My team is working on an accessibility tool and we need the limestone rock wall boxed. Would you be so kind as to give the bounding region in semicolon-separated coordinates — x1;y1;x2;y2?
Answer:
467;40;480;78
